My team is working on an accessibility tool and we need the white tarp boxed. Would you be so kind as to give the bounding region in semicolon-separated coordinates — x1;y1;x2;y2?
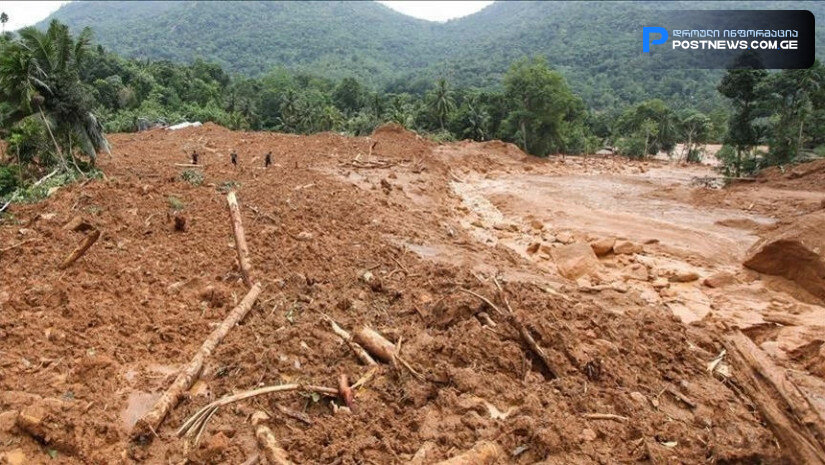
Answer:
167;121;202;131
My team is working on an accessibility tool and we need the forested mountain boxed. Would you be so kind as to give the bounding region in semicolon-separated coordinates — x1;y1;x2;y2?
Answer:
41;1;824;110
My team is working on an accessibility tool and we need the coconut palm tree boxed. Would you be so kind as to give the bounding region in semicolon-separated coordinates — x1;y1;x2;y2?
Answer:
0;20;109;166
428;78;454;130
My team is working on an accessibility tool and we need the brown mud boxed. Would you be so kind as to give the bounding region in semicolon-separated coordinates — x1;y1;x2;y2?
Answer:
1;123;824;464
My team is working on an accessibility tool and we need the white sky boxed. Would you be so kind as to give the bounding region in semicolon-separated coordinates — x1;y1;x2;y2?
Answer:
379;1;493;22
0;1;493;31
0;1;69;30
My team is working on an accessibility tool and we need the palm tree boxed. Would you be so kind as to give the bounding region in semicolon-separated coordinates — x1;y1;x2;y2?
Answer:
0;20;109;166
0;12;8;35
428;78;454;130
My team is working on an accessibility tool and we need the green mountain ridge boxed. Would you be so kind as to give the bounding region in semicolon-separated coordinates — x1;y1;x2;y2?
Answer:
40;1;825;110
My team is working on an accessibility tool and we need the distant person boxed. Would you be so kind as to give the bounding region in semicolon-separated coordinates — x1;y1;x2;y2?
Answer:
264;152;272;168
191;150;199;165
230;150;238;167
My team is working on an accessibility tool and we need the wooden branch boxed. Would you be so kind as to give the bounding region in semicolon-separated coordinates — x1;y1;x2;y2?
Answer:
353;327;424;380
132;282;262;441
58;228;101;269
177;382;338;440
726;331;825;464
582;413;629;422
432;441;502;465
353;326;396;364
460;287;559;379
326;317;377;366
227;191;254;287
251;411;295;465
338;374;355;411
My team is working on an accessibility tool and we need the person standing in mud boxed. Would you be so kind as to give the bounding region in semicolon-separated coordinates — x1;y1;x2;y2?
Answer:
264;151;272;168
191;150;199;165
230;150;238;168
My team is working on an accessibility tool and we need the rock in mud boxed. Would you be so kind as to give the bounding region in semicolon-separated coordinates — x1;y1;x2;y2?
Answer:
590;237;616;257
0;449;26;465
744;211;825;300
613;240;642;255
551;242;600;280
526;242;541;254
668;270;700;283
622;263;649;281
0;410;18;433
703;272;738;288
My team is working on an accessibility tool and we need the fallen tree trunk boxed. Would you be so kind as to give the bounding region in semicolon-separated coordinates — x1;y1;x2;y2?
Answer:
132;282;262;441
432;441;502;465
227;191;254;287
726;331;825;464
251;411;295;465
58;228;101;270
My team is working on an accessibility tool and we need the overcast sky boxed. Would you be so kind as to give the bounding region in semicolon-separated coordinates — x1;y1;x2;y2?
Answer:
0;1;492;31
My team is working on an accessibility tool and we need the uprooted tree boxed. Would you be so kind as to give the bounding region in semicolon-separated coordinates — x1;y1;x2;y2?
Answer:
0;19;109;199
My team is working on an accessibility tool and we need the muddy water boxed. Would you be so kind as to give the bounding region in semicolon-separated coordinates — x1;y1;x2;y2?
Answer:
451;162;824;364
461;169;772;264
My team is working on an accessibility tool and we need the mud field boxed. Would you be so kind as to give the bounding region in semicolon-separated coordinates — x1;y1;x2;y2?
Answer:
1;124;825;464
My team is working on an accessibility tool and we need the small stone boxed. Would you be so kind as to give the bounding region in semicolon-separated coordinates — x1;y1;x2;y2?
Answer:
556;231;574;244
613;240;642;255
526;242;541;254
669;270;700;283
703;272;737;288
590;237;616;257
295;231;314;241
630;392;647;405
651;278;669;289
580;428;597;442
530;219;544;230
1;448;26;465
622;263;649;281
0;410;18;433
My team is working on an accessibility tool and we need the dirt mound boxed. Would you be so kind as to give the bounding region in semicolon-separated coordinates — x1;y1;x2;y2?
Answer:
744;211;825;301
756;158;825;192
0;124;796;463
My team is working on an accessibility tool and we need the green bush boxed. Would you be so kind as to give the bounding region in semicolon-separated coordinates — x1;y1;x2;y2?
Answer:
167;196;185;211
615;136;646;159
0;165;22;197
180;169;204;186
7;117;53;166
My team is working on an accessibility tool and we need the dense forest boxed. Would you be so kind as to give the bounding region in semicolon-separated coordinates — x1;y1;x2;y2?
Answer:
40;1;825;112
1;5;825;206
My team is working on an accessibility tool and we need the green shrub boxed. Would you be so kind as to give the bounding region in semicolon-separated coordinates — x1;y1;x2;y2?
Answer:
0;165;22;197
180;169;204;186
167;196;185;211
615;136;646;159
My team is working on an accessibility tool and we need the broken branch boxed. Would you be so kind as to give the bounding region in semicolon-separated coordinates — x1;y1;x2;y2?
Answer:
251;411;295;465
338;374;355;411
325;317;377;366
58;228;101;269
227;191;254;287
178;382;338;441
132;282;262;441
460;287;559;379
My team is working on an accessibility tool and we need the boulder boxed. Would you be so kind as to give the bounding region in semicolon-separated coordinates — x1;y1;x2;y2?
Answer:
703;272;738;288
668;270;700;283
613;240;643;255
589;237;616;257
622;263;649;281
744;211;825;301
551;242;600;280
